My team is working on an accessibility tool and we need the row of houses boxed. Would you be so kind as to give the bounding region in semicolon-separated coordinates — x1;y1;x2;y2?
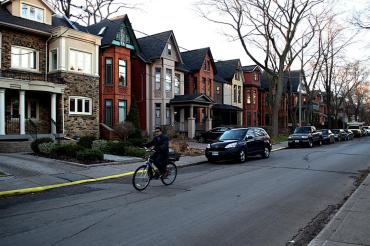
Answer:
0;0;328;142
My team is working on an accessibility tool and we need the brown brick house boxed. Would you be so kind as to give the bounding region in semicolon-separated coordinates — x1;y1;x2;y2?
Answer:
242;65;261;127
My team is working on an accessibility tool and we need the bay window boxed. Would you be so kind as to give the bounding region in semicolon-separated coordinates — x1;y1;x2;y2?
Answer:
69;49;92;74
119;59;127;86
11;46;37;70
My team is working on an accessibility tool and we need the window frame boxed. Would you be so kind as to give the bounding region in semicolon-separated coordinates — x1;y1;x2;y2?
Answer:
50;49;58;71
69;49;92;74
155;67;161;90
174;73;181;95
165;68;172;92
105;57;113;85
11;46;38;71
118;100;127;123
118;59;127;86
238;86;242;103
167;43;172;56
69;96;92;115
21;3;44;22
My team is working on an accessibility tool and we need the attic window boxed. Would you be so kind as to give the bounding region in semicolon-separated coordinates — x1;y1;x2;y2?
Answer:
98;27;107;36
21;3;44;22
167;44;172;56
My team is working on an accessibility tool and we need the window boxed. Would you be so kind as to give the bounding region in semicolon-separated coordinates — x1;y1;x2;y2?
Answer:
252;90;257;104
253;72;259;81
118;101;127;123
233;85;237;102
26;100;39;119
165;69;172;91
50;49;57;71
155;104;161;127
207;79;211;96
216;86;221;95
235;71;240;80
167;43;172;56
166;105;171;124
207;61;211;71
193;77;198;94
98;27;107;36
238;86;242;103
247;90;251;104
174;73;181;95
104;100;113;126
69;49;92;73
11;99;19;117
115;25;131;46
11;46;37;70
105;58;112;84
69;97;92;115
21;3;44;22
155;68;161;90
247;112;252;126
119;59;127;86
202;78;206;94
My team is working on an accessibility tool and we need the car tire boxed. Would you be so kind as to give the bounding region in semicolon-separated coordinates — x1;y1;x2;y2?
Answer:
207;158;216;163
261;147;270;159
288;143;293;148
238;150;246;163
308;139;313;148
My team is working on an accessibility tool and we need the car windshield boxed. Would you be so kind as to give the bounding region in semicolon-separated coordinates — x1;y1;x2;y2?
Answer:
219;129;248;141
322;130;328;134
348;126;359;129
294;127;311;134
332;129;339;133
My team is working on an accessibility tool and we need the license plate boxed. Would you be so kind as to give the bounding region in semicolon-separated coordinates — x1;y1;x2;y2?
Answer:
212;152;219;156
295;140;299;143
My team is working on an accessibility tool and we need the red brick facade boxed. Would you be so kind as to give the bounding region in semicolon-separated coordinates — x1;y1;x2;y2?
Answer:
243;70;260;127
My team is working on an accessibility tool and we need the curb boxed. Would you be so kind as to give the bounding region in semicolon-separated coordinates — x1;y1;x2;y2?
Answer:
0;147;287;198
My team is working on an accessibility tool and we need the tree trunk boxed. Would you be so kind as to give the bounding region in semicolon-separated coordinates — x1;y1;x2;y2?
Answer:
271;76;284;137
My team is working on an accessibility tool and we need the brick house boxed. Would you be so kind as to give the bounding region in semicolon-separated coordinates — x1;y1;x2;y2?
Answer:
242;65;261;127
132;30;187;136
213;59;244;127
170;47;216;138
0;0;101;143
87;15;141;139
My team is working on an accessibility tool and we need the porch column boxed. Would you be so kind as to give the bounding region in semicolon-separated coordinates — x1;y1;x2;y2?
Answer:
188;105;195;139
180;108;185;131
19;90;25;135
0;89;5;135
237;111;243;126
51;93;57;134
170;105;175;126
205;107;212;131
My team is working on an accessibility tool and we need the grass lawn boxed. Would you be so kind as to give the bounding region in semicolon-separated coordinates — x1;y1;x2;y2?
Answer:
272;135;289;144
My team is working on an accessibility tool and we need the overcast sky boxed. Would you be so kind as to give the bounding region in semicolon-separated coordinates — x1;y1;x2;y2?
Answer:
123;0;369;68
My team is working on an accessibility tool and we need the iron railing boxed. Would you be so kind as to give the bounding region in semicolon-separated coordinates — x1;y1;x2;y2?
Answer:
5;115;20;134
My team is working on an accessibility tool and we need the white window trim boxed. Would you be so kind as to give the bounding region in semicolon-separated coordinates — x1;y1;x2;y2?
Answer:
68;48;93;75
49;48;58;72
69;96;92;115
20;2;45;23
11;46;39;71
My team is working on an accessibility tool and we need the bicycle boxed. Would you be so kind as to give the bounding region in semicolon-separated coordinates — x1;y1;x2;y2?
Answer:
132;148;179;191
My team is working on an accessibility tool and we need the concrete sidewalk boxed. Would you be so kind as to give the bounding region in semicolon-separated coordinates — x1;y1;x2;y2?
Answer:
309;174;370;246
0;141;288;196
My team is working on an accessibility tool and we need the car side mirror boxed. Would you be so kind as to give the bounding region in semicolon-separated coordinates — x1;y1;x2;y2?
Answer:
246;135;253;140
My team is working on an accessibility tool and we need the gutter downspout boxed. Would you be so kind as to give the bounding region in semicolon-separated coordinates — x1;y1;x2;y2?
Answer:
45;34;53;82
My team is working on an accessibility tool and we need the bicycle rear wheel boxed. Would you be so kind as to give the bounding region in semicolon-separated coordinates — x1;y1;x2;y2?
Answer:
132;165;151;191
161;163;177;185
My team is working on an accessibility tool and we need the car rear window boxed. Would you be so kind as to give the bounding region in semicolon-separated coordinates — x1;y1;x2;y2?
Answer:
219;129;248;141
294;127;311;134
348;126;360;129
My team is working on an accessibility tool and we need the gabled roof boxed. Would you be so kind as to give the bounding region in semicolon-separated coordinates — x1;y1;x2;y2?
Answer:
170;94;214;105
180;47;216;73
214;74;228;83
1;0;55;14
87;15;139;49
137;30;183;63
242;65;260;73
260;70;302;92
215;59;241;82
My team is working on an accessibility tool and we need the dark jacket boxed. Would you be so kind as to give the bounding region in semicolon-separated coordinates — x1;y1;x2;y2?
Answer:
145;134;169;161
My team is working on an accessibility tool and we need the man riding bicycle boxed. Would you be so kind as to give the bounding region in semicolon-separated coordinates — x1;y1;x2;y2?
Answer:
144;127;169;177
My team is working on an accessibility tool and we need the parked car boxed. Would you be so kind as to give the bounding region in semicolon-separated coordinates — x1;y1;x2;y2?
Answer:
347;125;363;137
320;129;335;144
288;126;322;148
331;129;347;142
344;129;354;140
362;126;370;136
205;128;272;163
198;127;231;143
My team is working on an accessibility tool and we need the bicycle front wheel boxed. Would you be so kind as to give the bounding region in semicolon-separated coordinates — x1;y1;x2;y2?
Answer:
132;165;151;191
161;163;177;185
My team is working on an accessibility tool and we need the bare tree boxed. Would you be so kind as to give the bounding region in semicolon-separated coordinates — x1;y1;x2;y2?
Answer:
48;0;140;25
351;4;370;30
197;0;325;137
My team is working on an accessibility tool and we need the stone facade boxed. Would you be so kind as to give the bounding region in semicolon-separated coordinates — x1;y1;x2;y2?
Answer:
49;72;100;138
0;27;47;81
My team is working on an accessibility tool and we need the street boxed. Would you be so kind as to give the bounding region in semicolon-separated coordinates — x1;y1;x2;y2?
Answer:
1;138;370;246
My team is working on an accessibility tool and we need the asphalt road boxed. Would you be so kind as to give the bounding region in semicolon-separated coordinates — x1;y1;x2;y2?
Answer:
1;138;370;246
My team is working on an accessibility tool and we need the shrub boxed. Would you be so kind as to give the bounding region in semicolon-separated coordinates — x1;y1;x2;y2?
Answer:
92;140;109;152
124;146;146;158
77;135;97;149
50;143;84;158
114;121;135;141
38;142;56;155
127;138;143;147
76;149;104;162
31;138;53;154
105;141;126;155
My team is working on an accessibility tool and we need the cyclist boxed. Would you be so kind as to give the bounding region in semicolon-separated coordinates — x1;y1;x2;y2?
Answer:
144;127;169;177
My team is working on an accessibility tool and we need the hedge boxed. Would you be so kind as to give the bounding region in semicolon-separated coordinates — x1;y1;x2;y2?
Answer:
31;138;53;154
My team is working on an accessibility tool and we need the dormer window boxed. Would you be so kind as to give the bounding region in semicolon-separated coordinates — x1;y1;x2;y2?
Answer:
21;3;44;22
167;44;172;56
253;72;259;81
98;27;107;36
